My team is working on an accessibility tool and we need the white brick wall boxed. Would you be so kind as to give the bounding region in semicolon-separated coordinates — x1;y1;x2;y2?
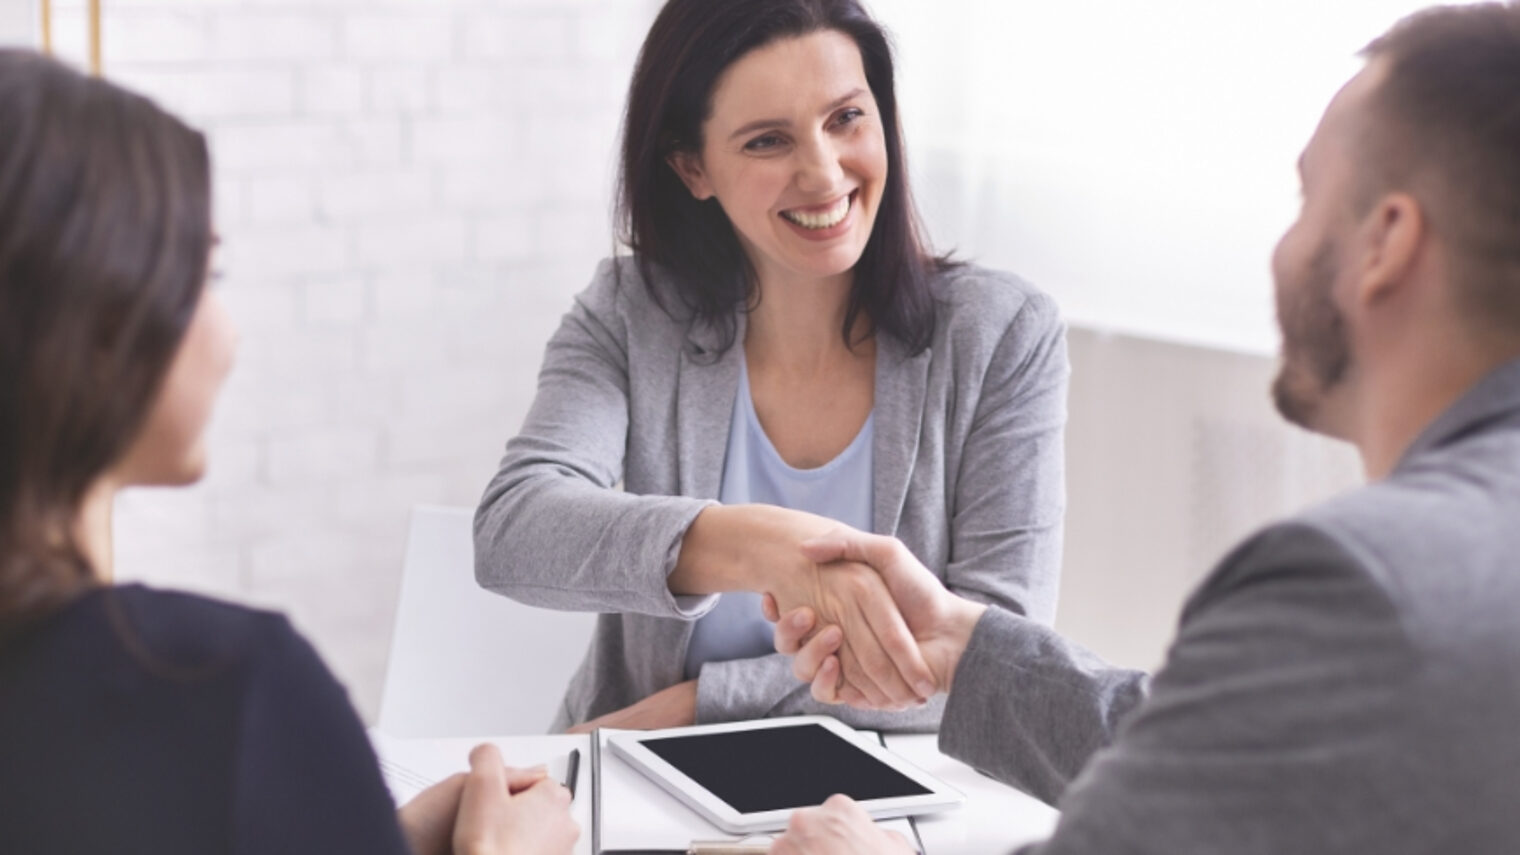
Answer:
37;0;657;722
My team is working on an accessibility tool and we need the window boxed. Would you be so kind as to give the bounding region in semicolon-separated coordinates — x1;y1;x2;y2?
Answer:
873;0;1458;353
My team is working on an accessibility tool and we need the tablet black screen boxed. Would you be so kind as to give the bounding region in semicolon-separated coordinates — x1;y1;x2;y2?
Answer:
639;723;930;813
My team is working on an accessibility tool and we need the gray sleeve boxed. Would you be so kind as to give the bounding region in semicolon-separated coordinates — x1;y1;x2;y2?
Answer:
692;293;1069;730
694;652;945;731
984;524;1416;855
948;291;1068;624
940;608;1148;804
473;261;718;618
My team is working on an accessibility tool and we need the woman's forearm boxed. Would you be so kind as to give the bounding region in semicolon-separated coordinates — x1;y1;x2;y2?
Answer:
668;505;754;595
670;504;936;710
668;504;830;595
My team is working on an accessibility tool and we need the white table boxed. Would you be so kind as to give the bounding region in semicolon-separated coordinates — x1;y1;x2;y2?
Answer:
371;729;1058;855
885;735;1058;855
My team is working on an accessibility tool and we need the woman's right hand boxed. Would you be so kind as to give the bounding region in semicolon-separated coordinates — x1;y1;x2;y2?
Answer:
672;505;936;710
452;744;580;855
768;530;989;708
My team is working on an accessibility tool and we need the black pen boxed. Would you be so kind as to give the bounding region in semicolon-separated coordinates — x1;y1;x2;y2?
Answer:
563;748;581;799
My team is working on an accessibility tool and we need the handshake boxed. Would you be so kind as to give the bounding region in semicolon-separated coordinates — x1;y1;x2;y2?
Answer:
743;524;994;855
756;525;990;712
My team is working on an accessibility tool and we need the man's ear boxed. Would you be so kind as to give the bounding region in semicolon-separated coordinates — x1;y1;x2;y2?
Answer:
667;151;715;201
1355;192;1425;307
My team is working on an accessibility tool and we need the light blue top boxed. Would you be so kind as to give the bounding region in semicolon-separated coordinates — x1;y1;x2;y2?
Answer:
683;359;876;680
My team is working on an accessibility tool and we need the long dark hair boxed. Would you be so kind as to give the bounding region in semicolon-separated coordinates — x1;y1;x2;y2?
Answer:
0;50;212;636
618;0;948;356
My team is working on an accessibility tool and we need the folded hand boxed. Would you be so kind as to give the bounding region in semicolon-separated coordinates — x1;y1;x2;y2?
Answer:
453;744;581;855
398;745;579;855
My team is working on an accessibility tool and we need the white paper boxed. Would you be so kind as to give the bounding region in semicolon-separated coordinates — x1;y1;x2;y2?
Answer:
367;729;579;805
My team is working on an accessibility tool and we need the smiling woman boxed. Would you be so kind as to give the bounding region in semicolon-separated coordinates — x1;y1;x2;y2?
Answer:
666;33;888;310
475;0;1071;735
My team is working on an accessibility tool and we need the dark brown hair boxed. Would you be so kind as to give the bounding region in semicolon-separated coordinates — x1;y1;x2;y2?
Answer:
0;50;212;636
618;0;949;356
1360;2;1520;325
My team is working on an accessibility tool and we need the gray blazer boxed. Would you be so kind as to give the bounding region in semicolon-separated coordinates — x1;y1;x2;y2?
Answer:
941;358;1520;853
476;258;1067;731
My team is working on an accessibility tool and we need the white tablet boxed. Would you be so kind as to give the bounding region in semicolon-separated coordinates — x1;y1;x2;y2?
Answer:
606;715;963;834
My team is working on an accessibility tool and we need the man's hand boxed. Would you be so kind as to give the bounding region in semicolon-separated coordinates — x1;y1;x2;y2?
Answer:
452;744;581;855
673;505;936;710
770;795;916;855
766;530;988;708
565;680;697;734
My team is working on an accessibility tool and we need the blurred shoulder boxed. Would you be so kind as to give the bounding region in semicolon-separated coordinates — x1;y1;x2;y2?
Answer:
107;584;306;673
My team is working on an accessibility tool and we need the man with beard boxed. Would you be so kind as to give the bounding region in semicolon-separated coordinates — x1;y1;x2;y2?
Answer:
764;3;1520;853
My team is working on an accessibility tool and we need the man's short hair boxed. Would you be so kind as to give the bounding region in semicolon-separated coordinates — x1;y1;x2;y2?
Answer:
1360;2;1520;327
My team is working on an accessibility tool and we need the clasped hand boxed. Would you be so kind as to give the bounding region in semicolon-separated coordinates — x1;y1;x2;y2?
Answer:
767;552;937;710
673;505;939;712
739;508;941;711
764;528;988;710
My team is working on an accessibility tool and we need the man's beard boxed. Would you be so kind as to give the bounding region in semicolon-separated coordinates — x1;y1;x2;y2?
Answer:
1272;239;1352;431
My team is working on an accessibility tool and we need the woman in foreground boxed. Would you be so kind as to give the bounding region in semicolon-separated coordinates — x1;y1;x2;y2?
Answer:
0;50;576;855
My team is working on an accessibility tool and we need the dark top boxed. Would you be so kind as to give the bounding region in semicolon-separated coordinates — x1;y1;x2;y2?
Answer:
0;584;411;855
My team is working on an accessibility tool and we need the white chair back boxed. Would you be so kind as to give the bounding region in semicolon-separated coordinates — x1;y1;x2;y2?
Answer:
378;505;597;737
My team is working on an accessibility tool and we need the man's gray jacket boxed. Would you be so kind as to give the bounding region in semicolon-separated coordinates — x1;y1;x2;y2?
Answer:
943;358;1520;853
